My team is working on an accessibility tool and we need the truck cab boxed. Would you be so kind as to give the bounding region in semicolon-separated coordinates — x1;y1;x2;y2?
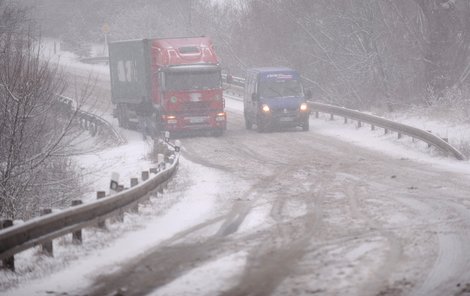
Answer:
243;67;311;132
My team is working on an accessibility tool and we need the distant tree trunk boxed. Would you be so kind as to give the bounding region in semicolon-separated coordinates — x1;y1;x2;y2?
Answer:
413;0;463;97
455;1;470;87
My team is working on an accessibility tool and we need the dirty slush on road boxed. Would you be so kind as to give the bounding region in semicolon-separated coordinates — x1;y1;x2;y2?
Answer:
79;109;470;296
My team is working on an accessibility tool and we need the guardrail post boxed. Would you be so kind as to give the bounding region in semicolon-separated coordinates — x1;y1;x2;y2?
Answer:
357;121;362;128
41;209;53;256
384;128;389;135
371;125;375;131
90;122;97;137
71;200;83;244
142;171;149;181
427;131;432;148
130;178;139;213
131;178;138;187
1;219;14;271
96;191;106;229
344;117;348;124
398;133;402;139
330;114;334;121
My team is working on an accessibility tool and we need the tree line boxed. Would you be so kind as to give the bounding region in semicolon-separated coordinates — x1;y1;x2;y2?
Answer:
17;0;470;110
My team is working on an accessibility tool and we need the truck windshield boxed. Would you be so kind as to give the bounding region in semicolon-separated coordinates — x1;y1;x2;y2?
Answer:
165;71;221;91
259;79;303;98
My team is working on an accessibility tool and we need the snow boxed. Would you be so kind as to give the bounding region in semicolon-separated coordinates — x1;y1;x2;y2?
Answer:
225;91;470;176
311;115;470;176
39;38;109;78
3;40;470;295
236;202;272;233
74;130;154;201
149;251;248;296
1;154;228;296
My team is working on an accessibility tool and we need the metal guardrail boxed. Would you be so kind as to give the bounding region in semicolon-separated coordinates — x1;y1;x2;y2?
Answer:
0;99;180;268
58;95;127;145
0;148;179;263
222;73;245;88
79;56;109;65
309;102;465;160
222;75;465;160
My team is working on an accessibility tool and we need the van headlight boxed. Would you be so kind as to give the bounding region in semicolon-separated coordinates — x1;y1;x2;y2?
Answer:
261;104;271;113
300;103;308;112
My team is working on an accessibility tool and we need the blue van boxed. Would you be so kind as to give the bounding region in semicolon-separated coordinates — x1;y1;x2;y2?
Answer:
243;67;311;132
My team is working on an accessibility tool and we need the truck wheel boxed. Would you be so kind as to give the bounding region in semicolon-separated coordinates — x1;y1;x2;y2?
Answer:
302;119;310;131
117;104;129;129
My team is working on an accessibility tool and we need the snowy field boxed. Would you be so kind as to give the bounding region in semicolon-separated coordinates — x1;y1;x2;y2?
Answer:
1;40;470;295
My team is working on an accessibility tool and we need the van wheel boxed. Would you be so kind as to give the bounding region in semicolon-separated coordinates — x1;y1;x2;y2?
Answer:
257;119;266;133
245;117;253;130
302;119;310;131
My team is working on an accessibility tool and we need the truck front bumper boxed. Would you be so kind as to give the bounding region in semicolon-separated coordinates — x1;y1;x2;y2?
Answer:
162;112;227;132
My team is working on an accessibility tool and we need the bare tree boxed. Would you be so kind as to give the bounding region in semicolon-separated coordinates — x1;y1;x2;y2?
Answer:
411;0;466;96
0;1;83;220
227;0;442;109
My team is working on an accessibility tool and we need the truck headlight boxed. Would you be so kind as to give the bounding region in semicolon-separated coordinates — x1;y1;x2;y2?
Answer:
300;103;308;112
164;115;177;124
261;104;271;113
216;112;226;121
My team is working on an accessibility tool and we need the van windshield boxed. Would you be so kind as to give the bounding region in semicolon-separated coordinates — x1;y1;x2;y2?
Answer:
165;71;221;91
259;79;303;98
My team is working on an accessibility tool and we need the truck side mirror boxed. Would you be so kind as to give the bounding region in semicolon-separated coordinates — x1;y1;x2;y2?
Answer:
305;89;312;100
252;93;259;101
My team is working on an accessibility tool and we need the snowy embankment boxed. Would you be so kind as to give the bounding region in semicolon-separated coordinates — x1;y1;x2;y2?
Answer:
1;154;234;295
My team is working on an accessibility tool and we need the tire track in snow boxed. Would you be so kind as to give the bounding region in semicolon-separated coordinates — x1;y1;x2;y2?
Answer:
405;197;470;296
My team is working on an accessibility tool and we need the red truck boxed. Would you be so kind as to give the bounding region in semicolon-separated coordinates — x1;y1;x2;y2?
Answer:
108;37;226;136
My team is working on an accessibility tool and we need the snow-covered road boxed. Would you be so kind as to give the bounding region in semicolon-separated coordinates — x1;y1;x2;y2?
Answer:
3;51;470;296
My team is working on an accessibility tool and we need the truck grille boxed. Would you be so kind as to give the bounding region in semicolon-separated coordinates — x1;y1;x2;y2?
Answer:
181;101;212;113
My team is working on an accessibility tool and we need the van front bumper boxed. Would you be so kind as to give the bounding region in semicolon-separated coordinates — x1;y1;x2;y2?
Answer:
259;111;309;127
